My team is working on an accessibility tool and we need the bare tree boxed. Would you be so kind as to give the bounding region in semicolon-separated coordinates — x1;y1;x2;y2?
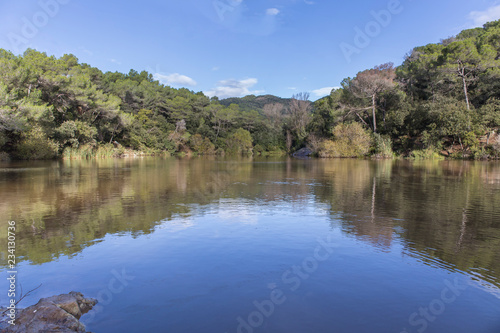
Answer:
287;92;312;141
348;63;396;132
262;103;284;131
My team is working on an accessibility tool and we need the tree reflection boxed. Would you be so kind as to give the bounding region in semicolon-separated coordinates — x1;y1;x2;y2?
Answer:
0;158;499;288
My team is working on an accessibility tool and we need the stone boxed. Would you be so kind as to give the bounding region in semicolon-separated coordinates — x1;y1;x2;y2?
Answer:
293;147;313;157
0;292;97;333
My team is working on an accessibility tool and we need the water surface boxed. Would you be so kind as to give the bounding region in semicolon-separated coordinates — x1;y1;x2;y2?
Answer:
0;157;499;333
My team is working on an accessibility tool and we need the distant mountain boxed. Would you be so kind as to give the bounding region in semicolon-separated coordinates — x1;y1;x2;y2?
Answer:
219;94;296;112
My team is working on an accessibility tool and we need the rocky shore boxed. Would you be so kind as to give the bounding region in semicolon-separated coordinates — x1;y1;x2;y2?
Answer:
0;292;97;333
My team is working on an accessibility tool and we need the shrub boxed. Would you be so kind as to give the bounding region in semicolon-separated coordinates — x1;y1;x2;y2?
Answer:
16;126;59;160
0;152;10;161
190;134;215;155
189;134;204;152
168;131;191;152
372;133;394;158
225;128;253;155
253;144;265;155
0;132;8;148
410;148;444;160
306;134;323;155
490;136;500;158
318;123;371;158
318;139;339;158
55;120;97;148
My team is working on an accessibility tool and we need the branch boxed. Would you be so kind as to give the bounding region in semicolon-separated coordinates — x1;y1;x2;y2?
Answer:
1;284;42;315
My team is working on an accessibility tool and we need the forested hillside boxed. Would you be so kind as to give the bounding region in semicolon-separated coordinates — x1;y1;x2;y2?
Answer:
315;21;500;159
1;20;500;160
219;95;299;113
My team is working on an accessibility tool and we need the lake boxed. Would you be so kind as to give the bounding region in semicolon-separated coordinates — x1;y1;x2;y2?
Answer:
1;157;500;333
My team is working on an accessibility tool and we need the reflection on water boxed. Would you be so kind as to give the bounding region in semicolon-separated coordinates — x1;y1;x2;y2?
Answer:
0;157;499;332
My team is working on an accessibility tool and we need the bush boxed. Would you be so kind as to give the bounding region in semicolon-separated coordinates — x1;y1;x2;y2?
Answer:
0;152;10;161
371;133;394;158
55;120;97;148
16;126;59;160
318;139;339;158
491;136;500;158
189;134;204;151
0;132;8;148
318;123;371;158
306;134;323;155
410;148;444;160
168;131;191;152
253;144;265;155
225;128;253;155
189;134;215;155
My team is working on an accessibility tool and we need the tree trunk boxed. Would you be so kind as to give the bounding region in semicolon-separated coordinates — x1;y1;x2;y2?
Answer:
372;94;377;133
286;129;293;152
462;75;470;110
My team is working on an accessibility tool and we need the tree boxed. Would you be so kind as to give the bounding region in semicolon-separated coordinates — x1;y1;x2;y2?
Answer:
225;128;253;155
440;40;493;110
263;103;284;130
286;92;312;143
346;63;396;133
397;44;444;102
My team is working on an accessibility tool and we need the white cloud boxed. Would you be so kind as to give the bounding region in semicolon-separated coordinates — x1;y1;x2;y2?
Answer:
154;73;197;87
469;5;500;27
266;8;280;16
205;78;264;98
304;0;315;4
212;66;220;71
110;59;121;65
312;86;339;97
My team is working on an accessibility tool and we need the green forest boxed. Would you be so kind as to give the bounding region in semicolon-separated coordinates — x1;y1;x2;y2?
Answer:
1;20;500;160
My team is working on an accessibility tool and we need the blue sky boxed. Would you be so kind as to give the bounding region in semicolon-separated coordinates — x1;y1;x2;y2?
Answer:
0;0;499;100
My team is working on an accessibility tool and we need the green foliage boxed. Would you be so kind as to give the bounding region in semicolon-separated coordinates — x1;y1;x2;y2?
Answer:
318;123;371;158
486;135;500;158
16;126;59;159
410;148;444;160
253;144;265;155
225;128;253;155
0;131;8;147
4;19;500;160
371;133;394;158
189;134;215;155
55;120;97;148
0;152;10;161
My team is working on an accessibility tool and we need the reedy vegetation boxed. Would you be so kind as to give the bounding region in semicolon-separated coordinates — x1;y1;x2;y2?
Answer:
1;20;500;160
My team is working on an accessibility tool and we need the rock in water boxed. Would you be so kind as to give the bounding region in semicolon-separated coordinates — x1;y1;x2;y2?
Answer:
293;147;313;157
1;292;97;333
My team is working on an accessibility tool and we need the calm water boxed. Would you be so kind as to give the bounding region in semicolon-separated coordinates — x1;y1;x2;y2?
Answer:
1;157;500;333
